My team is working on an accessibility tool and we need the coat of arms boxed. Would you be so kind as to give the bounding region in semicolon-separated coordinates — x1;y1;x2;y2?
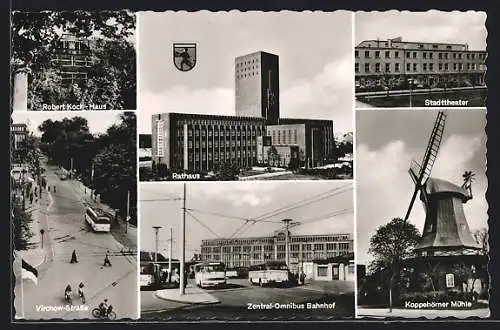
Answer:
173;43;196;72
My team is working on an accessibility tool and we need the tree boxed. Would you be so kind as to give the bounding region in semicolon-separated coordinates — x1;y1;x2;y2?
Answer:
12;11;135;74
12;199;34;251
473;228;488;255
215;162;239;180
369;218;421;312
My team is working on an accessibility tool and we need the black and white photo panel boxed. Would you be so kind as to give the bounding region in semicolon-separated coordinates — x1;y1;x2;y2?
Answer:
11;111;138;320
138;11;354;182
354;11;486;109
11;11;137;111
139;181;355;320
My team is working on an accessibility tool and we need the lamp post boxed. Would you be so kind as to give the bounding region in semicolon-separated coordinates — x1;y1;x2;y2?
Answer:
408;78;414;108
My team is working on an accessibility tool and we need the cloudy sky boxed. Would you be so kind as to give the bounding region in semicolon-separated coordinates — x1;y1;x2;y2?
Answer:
140;181;353;260
11;111;128;137
137;11;353;136
355;10;486;50
356;109;487;266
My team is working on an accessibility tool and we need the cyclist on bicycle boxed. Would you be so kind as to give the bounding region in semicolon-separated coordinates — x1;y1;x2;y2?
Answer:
99;299;109;316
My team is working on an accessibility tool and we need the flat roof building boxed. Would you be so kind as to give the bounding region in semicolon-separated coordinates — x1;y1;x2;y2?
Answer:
152;112;265;172
355;37;487;90
201;232;353;272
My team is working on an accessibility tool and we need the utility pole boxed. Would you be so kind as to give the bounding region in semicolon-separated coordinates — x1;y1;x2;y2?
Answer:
169;227;173;282
282;219;292;268
153;226;162;263
180;183;186;295
125;190;130;234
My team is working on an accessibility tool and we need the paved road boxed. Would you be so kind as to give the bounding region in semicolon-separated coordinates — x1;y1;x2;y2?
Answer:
141;278;354;320
22;164;138;320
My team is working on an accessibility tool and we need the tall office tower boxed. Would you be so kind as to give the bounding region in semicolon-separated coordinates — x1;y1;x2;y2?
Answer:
235;51;280;125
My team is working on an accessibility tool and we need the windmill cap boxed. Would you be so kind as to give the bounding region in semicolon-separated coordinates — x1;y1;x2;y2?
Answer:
425;177;471;200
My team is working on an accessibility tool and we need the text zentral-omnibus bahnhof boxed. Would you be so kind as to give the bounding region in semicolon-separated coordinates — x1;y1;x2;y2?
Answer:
247;302;335;310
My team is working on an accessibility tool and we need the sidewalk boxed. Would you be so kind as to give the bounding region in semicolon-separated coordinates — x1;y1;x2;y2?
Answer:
239;170;292;181
22;181;48;268
69;178;137;250
155;286;220;305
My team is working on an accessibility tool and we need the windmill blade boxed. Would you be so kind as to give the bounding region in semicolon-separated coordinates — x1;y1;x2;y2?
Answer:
418;111;447;184
404;187;419;221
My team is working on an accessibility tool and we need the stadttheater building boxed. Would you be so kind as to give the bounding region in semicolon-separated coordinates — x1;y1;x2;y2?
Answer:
355;37;487;91
152;51;335;173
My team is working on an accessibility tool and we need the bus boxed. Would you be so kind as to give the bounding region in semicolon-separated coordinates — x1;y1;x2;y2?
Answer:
140;262;158;289
84;206;111;232
194;262;226;288
140;252;182;290
248;261;291;287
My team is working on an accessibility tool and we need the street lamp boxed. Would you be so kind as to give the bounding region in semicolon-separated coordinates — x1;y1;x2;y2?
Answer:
408;78;414;107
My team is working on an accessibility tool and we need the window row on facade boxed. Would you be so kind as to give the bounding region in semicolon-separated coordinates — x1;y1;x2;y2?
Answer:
202;251;347;262
177;126;263;137
185;150;257;161
271;129;299;145
201;242;350;253
356;49;486;60
356;62;484;74
180;140;258;148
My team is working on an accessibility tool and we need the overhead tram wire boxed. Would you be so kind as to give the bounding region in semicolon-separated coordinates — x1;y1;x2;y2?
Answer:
185;208;282;224
140;187;182;200
232;185;353;238
251;184;352;222
139;197;183;202
226;185;349;238
185;210;221;238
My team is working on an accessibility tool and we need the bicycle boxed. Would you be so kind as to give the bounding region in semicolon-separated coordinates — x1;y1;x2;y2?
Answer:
91;307;116;320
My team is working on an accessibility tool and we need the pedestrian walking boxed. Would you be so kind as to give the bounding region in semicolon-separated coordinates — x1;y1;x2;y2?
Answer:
300;271;306;285
53;186;57;193
29;193;33;204
103;250;112;267
70;250;78;263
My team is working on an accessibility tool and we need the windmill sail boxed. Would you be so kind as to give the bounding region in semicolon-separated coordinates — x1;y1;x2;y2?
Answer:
404;111;447;221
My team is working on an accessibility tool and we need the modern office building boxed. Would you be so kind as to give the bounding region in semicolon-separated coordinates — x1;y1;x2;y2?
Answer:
151;51;335;174
200;231;353;273
52;34;93;85
355;37;487;90
152;113;266;172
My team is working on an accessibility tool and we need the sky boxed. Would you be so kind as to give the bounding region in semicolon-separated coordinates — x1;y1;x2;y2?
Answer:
140;181;354;260
11;111;128;137
355;10;486;50
137;11;354;136
356;109;488;266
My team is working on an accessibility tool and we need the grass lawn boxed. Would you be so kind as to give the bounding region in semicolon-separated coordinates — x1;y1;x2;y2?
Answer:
357;89;486;107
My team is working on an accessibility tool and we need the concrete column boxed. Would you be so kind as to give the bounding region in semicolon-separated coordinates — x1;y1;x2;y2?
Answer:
13;72;28;111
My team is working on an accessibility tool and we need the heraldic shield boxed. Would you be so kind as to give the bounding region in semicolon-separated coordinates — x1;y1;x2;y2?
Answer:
173;43;197;72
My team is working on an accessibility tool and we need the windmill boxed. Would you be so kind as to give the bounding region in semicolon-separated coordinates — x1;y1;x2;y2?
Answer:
404;111;447;222
404;111;481;256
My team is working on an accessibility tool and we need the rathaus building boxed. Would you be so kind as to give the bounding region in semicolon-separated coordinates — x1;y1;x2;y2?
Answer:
152;51;335;173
